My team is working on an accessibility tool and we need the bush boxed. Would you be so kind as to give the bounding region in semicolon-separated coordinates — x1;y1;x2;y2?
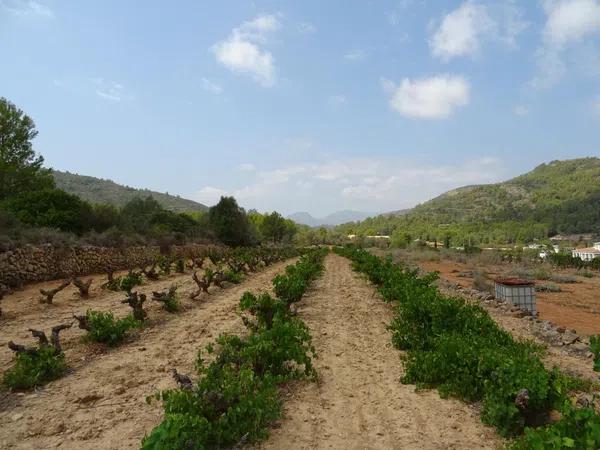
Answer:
3;345;66;390
119;272;143;293
510;402;600;449
536;283;562;293
549;274;577;284
472;270;492;292
152;286;180;313
83;310;140;346
2;188;94;234
224;268;244;284
591;335;600;372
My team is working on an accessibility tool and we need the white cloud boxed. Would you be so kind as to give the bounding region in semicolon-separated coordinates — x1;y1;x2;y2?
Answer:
429;1;527;62
1;0;53;18
201;78;223;94
382;75;470;119
92;78;130;102
430;2;494;61
297;22;317;34
194;186;228;205
200;157;505;215
211;14;281;87
328;95;347;106
533;0;600;88
542;0;600;47
514;105;530;115
237;163;256;171
344;49;367;61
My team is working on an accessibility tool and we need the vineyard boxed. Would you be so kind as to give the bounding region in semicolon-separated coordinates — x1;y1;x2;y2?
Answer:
0;246;599;449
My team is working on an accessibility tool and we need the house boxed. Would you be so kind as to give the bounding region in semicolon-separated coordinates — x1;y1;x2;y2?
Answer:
572;242;600;261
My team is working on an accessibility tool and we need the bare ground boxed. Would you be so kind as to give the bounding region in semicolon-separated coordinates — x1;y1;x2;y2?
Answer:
419;260;600;336
0;259;295;449
257;254;502;450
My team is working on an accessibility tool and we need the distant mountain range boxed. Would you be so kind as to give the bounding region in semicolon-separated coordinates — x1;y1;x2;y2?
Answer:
288;210;375;227
53;171;207;213
336;157;600;239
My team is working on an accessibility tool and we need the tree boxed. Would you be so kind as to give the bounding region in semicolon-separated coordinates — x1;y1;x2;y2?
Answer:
260;212;294;243
119;196;163;233
208;196;253;247
0;98;53;200
3;188;94;234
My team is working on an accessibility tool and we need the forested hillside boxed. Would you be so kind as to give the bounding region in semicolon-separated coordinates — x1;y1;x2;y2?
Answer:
54;171;207;213
337;158;600;245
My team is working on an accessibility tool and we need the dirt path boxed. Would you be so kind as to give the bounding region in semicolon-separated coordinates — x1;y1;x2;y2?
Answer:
0;259;295;449
258;254;502;450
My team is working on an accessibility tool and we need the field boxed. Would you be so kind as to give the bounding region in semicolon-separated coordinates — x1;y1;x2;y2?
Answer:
391;249;600;336
0;248;599;449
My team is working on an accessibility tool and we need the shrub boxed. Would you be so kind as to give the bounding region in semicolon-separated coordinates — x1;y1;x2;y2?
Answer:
152;286;180;313
590;335;600;372
175;258;185;273
510;402;600;449
119;272;143;293
549;274;577;284
536;283;562;293
472;270;492;292
3;345;66;390
224;268;244;284
80;310;140;346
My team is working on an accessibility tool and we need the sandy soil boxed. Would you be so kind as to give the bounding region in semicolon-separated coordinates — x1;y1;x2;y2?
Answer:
257;254;502;450
0;259;295;449
419;260;600;336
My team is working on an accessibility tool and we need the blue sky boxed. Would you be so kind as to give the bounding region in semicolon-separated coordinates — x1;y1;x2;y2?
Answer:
1;0;599;216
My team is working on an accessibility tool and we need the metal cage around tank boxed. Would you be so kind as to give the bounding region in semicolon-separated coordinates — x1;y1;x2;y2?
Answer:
494;278;536;316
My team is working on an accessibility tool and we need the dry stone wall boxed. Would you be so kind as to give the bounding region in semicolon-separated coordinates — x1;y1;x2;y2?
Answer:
0;243;216;287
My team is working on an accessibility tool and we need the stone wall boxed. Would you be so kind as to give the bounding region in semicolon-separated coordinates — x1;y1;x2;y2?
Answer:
0;243;216;287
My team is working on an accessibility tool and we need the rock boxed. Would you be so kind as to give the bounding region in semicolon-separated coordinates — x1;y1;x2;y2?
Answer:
511;310;530;318
576;394;593;408
11;413;23;421
556;326;566;333
570;342;589;354
561;332;580;346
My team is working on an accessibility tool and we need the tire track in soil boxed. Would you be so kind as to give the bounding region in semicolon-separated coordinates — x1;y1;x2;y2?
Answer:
257;254;503;450
0;259;295;450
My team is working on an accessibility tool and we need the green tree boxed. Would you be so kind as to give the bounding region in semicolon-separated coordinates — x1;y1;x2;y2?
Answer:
3;188;93;234
120;196;163;233
208;196;254;247
0;98;53;200
260;212;293;243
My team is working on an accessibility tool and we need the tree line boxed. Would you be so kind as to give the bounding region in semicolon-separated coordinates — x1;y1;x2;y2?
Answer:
0;97;297;249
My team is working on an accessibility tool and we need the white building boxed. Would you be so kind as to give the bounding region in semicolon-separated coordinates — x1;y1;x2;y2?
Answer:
572;242;600;261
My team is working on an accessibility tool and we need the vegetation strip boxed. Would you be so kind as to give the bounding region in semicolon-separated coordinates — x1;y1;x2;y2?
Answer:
335;246;600;449
141;248;327;449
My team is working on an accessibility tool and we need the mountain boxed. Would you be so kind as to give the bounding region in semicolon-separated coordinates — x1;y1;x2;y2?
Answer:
288;212;321;227
336;157;600;243
53;171;207;213
288;210;374;227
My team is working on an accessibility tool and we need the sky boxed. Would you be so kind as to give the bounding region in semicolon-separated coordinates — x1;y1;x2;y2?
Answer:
1;0;599;217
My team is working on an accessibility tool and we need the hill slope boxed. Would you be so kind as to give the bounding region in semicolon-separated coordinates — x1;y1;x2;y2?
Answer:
53;171;207;213
337;157;600;243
